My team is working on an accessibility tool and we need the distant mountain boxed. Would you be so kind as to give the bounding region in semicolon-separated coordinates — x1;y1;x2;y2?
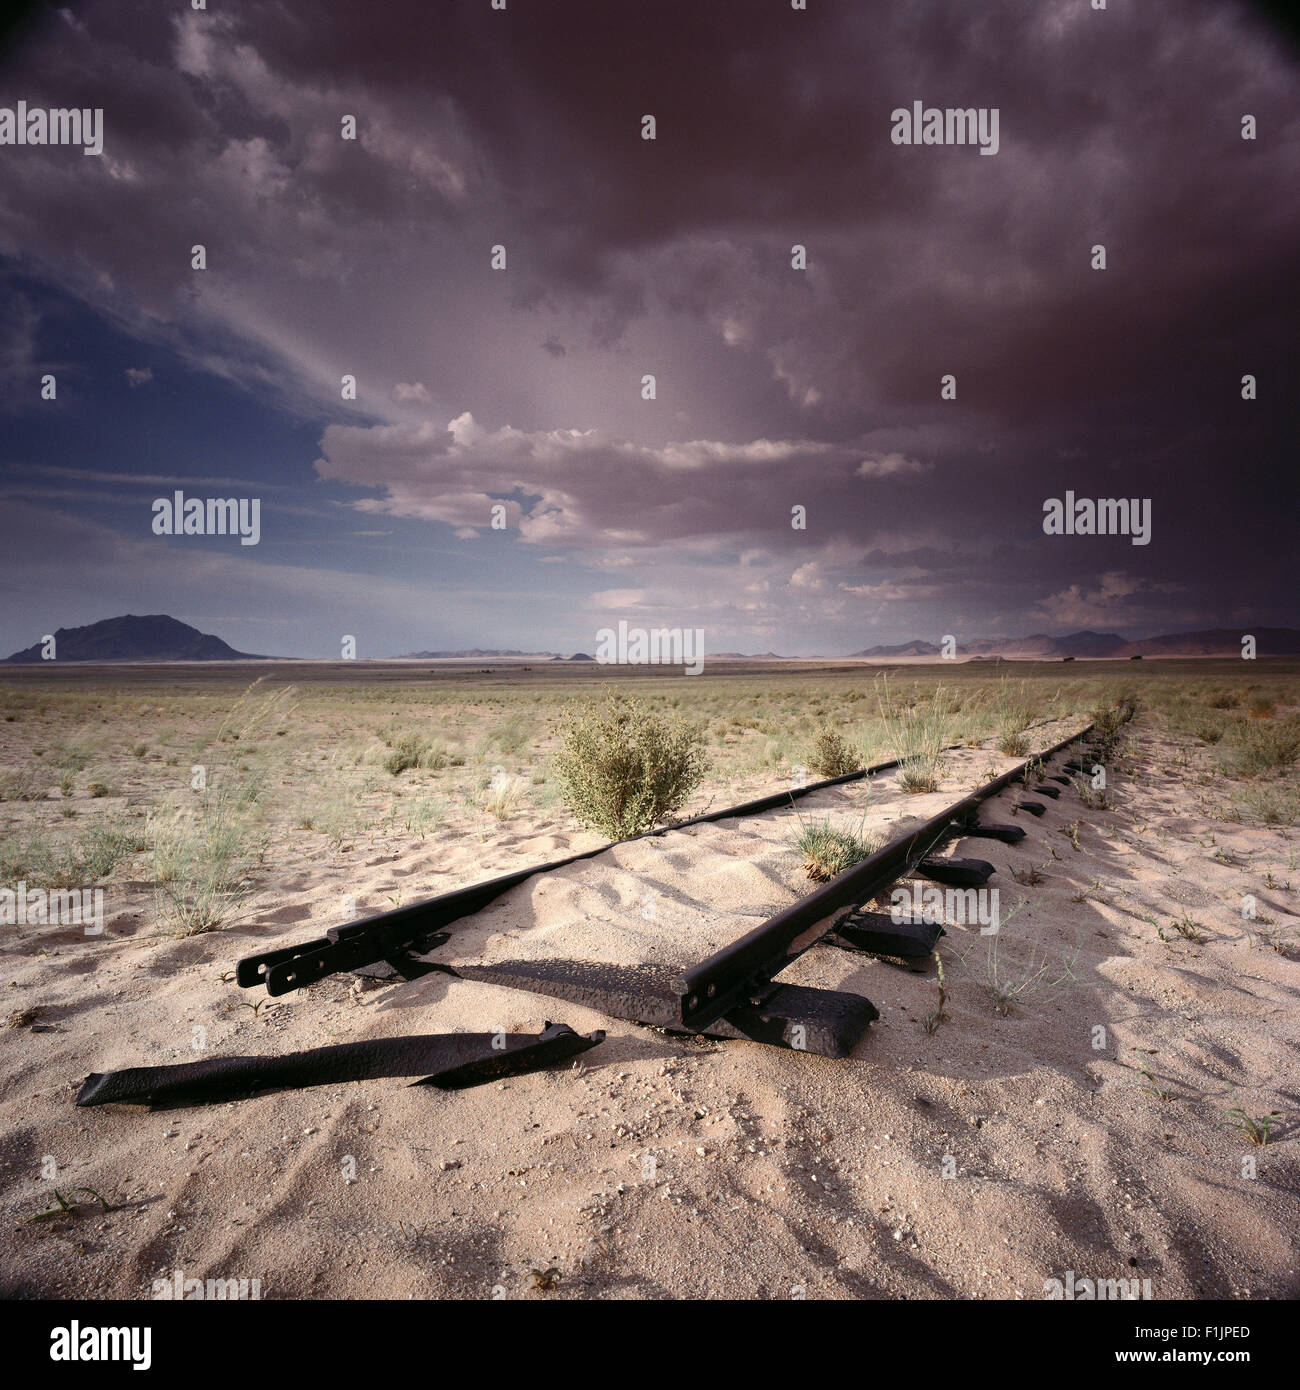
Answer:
401;648;545;658
4;614;265;663
561;652;594;661
1051;631;1129;657
1125;628;1300;657
850;628;1300;659
955;633;1113;657
706;651;789;660
849;639;941;658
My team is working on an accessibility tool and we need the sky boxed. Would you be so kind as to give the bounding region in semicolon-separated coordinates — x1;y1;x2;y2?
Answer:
0;0;1296;659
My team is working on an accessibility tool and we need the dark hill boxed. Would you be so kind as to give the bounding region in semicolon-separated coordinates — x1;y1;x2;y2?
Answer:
4;614;265;663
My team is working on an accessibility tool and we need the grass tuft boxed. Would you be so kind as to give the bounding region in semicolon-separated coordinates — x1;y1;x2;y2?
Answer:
791;812;879;882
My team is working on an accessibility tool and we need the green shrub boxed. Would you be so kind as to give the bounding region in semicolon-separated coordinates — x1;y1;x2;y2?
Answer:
552;690;707;840
1217;717;1300;778
1231;783;1300;826
807;726;860;778
69;821;147;880
1091;694;1138;739
0;767;44;801
488;717;530;756
382;732;426;776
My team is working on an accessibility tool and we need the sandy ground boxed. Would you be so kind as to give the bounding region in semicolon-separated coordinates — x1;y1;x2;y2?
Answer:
2;713;1298;1300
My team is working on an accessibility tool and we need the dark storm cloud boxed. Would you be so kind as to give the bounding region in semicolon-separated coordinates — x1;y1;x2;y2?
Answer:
0;0;1295;651
209;0;1298;417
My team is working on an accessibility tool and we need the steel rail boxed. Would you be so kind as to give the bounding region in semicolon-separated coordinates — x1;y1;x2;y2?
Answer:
240;722;1092;1019
671;723;1094;1031
238;749;917;995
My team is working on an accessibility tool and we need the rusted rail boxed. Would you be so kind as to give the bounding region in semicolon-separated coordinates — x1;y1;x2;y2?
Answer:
237;724;1095;1055
237;749;917;996
673;723;1093;1031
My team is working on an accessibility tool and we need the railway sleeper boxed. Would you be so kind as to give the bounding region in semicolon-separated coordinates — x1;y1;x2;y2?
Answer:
450;958;876;1058
828;908;945;961
953;820;1026;844
913;856;998;887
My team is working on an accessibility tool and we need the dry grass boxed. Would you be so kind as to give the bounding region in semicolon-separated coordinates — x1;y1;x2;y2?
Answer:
0;658;1296;908
792;813;879;882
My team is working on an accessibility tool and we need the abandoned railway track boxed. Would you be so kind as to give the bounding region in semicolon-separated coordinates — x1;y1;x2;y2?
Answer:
241;722;1097;1046
79;719;1105;1107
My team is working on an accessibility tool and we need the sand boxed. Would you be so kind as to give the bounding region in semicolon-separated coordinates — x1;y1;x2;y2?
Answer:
2;712;1298;1300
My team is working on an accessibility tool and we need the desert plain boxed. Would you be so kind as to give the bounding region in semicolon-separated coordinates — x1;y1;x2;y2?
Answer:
0;658;1297;1300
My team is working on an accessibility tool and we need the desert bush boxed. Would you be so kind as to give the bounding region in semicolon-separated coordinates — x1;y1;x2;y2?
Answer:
552;690;707;840
1164;701;1229;744
398;796;443;838
487;716;530;757
997;728;1030;757
1231;783;1300;826
1192;714;1228;744
957;910;1078;1015
760;737;790;769
0;820;144;888
1090;693;1138;742
0;767;45;801
807;726;861;778
382;732;426;775
1217;716;1300;778
0;831;57;885
52;739;94;772
1071;774;1112;811
792;814;878;882
69;820;148;880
